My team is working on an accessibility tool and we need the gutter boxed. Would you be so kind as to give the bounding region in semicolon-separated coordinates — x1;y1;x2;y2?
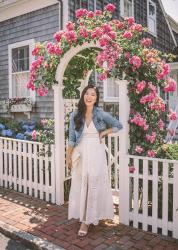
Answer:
57;0;63;30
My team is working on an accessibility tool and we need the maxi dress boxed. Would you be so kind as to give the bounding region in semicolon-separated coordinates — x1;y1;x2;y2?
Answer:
68;120;114;225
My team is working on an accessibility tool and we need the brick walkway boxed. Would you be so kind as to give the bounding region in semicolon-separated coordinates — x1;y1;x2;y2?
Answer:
0;188;178;250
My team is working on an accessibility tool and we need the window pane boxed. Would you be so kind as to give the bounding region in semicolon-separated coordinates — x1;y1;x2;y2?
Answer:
12;49;18;61
96;0;103;10
149;2;155;16
124;0;133;17
81;0;88;9
148;17;155;33
12;46;29;72
12;72;30;97
107;78;119;98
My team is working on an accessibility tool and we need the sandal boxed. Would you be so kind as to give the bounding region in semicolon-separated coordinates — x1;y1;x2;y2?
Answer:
78;223;89;237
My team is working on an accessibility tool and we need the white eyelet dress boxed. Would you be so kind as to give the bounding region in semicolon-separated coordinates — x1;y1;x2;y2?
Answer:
68;121;114;225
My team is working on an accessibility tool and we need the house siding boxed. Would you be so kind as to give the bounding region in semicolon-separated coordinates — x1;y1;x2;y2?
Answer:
173;30;178;45
134;0;176;54
0;3;59;119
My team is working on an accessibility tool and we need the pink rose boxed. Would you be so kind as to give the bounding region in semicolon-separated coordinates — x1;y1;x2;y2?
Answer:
164;78;177;92
126;17;135;26
168;110;177;121
122;31;133;39
79;27;88;38
91;27;103;39
147;150;156;158
141;38;152;47
32;46;40;56
129;166;136;173
157;62;170;80
135;146;144;154
87;11;95;18
98;34;112;47
66;21;75;31
108;31;117;40
53;31;64;42
112;20;124;29
105;3;116;12
37;84;48;96
136;81;146;93
64;30;77;43
158;119;165;130
129;55;142;69
32;130;37;140
146;132;156;143
76;9;88;18
102;23;112;33
95;10;102;16
132;24;143;32
99;72;107;81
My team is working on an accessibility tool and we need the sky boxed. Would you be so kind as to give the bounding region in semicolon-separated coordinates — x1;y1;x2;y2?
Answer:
161;0;178;23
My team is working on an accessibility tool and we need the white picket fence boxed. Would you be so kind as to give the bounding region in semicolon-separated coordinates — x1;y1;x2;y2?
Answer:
121;154;178;239
0;137;55;203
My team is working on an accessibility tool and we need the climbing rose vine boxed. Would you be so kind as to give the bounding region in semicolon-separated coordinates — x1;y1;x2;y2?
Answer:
27;4;177;158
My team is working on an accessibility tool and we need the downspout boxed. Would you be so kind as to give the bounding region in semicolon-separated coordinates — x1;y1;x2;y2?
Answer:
57;0;63;30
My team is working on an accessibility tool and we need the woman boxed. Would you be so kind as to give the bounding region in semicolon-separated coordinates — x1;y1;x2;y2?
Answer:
66;85;123;237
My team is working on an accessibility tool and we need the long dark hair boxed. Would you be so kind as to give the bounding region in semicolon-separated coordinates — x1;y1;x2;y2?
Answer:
74;85;99;131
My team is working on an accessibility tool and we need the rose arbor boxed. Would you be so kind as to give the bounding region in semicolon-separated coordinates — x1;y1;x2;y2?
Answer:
28;3;176;159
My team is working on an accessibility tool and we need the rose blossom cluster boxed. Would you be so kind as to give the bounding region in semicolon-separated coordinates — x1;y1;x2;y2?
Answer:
130;113;149;131
164;78;177;92
136;81;146;93
146;132;156;143
129;55;142;70
135;145;144;154
168;109;177;121
148;96;165;112
46;42;62;55
157;62;170;80
147;150;156;157
141;38;152;47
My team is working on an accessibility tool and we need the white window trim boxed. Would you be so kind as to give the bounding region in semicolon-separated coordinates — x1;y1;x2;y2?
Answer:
120;0;134;18
8;39;36;102
147;0;157;37
103;78;119;103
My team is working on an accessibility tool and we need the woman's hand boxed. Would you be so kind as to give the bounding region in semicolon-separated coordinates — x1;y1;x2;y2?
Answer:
99;130;107;143
99;128;113;143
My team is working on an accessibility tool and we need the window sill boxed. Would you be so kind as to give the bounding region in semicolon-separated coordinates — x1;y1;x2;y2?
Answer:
9;103;33;113
146;29;157;38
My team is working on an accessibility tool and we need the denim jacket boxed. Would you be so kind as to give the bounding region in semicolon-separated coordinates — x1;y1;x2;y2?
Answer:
68;106;123;147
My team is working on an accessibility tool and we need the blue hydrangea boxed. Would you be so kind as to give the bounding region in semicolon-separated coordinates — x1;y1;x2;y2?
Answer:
0;123;5;130
16;133;25;140
1;129;13;137
24;130;32;136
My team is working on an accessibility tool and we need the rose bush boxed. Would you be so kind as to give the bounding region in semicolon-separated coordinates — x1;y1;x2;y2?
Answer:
27;4;177;159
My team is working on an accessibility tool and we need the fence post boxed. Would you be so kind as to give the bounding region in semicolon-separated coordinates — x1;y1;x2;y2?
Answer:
117;79;130;225
0;138;2;186
53;85;65;205
173;162;178;238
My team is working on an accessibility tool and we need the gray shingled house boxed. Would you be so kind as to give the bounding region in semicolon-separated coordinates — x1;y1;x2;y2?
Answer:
0;0;178;122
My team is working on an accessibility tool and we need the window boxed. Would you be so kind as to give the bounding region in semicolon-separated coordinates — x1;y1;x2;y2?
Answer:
103;78;119;102
120;0;134;17
147;0;157;36
8;39;35;100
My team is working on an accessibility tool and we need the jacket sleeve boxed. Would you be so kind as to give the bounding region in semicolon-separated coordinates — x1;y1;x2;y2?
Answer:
102;111;123;133
68;111;76;147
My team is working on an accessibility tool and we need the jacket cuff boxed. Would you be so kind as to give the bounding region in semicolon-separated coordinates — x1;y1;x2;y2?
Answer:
112;127;119;133
68;141;75;147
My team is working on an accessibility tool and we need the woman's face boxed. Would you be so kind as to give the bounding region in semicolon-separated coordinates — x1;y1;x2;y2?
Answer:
84;88;97;107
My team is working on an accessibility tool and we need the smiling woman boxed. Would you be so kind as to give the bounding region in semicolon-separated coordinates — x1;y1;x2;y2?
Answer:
66;84;123;236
